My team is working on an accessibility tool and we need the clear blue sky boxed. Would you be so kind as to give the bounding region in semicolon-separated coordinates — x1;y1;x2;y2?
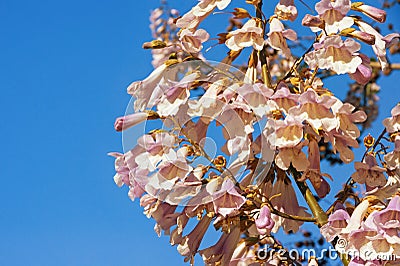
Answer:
0;1;399;266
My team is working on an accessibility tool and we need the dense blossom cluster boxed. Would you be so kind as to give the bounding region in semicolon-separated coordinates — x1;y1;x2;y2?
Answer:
111;0;400;265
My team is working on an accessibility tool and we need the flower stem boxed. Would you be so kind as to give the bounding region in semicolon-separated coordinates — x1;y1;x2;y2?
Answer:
295;180;328;226
290;168;349;265
255;0;273;88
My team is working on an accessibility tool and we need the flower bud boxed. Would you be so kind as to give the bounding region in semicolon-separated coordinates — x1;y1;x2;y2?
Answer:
363;134;375;148
232;8;251;19
352;3;386;23
114;112;148;132
142;40;167;49
255;205;275;235
341;28;375;45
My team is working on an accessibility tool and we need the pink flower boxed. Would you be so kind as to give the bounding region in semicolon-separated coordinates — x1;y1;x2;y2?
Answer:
383;104;400;133
225;19;264;51
127;64;167;111
267;18;297;58
109;147;148;200
338;197;400;261
331;101;367;138
157;72;199;116
212;179;246;217
345;30;376;45
351;154;387;188
108;152;130;187
289;89;338;132
265;114;304;148
314;0;353;34
255;205;275;235
321;200;369;249
348;214;398;260
315;0;350;18
269;83;300;114
305;35;362;75
373;196;400;234
137;132;175;156
235;83;274;118
176;9;209;30
320;207;350;242
179;28;209;53
274;0;297;21
192;0;231;17
135;132;176;171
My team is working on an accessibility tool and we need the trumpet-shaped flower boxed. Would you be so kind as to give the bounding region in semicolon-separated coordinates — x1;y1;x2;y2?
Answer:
305;35;362;75
179;28;209;54
274;0;297;21
212;179;246;217
314;0;353;34
225;19;264;51
267;18;297;58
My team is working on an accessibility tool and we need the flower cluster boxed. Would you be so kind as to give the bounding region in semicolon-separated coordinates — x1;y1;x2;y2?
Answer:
111;0;400;265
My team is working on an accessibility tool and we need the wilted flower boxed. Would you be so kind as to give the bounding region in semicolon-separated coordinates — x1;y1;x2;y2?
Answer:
384;134;400;171
351;153;387;188
267;18;297;58
270;170;311;233
177;215;213;263
199;226;241;265
301;138;332;197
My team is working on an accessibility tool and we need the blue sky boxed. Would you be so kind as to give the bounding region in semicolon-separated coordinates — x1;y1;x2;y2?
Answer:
0;0;399;265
